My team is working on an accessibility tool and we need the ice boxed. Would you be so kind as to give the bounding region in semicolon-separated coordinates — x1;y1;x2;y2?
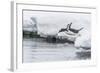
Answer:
74;28;91;49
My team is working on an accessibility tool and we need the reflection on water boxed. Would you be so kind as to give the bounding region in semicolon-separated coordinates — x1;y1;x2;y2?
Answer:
23;38;91;63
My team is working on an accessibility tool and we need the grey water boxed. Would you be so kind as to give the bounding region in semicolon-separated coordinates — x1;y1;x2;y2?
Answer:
23;38;91;63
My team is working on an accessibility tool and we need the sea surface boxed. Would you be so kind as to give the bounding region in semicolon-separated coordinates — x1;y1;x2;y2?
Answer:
23;38;91;63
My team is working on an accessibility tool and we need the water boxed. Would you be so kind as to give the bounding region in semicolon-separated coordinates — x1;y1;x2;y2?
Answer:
23;38;91;63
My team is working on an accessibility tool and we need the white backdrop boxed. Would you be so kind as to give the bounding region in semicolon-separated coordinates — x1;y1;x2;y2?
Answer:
0;0;100;73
